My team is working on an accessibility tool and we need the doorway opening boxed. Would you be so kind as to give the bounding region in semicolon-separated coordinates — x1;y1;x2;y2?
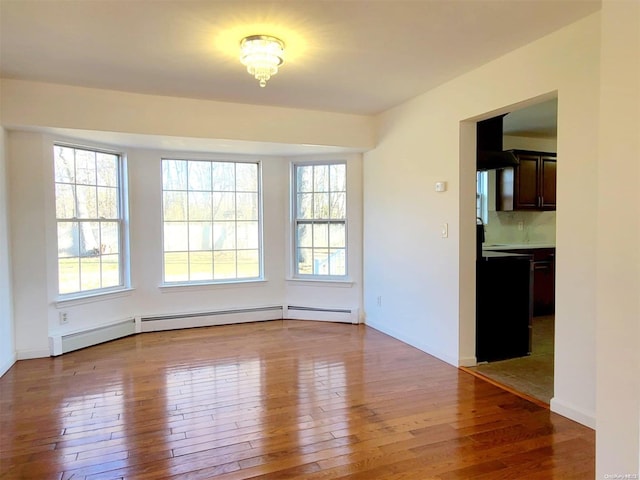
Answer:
470;97;557;405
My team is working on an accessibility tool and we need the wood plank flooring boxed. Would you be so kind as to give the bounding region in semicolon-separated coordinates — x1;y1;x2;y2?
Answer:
0;320;594;479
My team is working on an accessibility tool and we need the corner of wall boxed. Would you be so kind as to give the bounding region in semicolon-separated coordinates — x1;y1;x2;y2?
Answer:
0;127;17;376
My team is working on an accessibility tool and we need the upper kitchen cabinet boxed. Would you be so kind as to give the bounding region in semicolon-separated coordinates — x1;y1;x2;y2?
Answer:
497;150;557;211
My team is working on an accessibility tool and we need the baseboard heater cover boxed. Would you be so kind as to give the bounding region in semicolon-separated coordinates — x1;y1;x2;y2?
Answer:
49;318;136;356
47;304;358;356
285;305;359;324
140;305;283;332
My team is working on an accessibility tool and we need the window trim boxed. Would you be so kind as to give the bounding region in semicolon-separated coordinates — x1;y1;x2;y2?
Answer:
291;160;348;280
54;142;129;299
160;157;264;286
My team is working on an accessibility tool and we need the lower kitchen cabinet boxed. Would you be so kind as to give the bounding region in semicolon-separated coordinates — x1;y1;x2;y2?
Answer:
493;247;555;316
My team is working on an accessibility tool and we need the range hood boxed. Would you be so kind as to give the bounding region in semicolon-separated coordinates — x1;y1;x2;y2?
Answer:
476;114;519;171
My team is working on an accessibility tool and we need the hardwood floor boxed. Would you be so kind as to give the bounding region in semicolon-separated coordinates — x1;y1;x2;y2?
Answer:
0;320;594;479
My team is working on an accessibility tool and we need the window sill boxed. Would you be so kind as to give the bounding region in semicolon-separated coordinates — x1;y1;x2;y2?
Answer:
159;278;268;293
54;287;135;308
286;277;354;288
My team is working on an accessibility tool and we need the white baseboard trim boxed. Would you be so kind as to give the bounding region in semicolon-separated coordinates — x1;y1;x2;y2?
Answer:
16;348;50;360
458;356;477;367
0;353;16;377
365;319;459;367
550;397;596;429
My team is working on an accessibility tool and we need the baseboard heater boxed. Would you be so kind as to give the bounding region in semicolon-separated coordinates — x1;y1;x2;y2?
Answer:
285;305;359;324
49;318;136;356
47;304;358;356
140;305;283;332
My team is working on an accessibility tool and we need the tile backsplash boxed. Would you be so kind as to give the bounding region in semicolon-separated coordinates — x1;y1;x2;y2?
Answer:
484;210;556;245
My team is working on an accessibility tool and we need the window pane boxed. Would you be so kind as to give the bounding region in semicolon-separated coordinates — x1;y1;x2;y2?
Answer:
76;149;97;185
213;222;236;250
163;160;187;190
188;191;212;221
329;223;345;248
236;163;257;192
212;192;235;221
101;222;120;255
54;146;75;183
329;249;346;276
297;193;313;219
101;254;120;288
164;222;188;251
56;184;76;219
96;153;118;187
97;186;118;219
58;222;79;257
330;164;346;191
297;248;313;274
188;161;212;191
314;165;329;192
163;191;187;221
164;252;189;282
214;250;236;279
314;193;329;219
313;223;328;248
189;222;212;251
237;250;259;278
58;257;80;294
313;248;329;275
76;186;97;218
329;192;346;219
212;162;235;191
297;223;312;248
79;221;100;256
237;221;258;249
236;193;257;221
296;166;313;193
189;251;213;281
80;256;101;290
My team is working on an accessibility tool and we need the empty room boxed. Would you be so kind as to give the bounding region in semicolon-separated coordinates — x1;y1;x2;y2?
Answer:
0;1;638;479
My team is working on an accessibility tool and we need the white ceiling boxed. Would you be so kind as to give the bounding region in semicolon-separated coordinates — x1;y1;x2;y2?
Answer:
1;0;599;119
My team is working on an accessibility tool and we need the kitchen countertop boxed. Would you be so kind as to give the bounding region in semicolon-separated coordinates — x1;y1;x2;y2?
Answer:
480;250;534;260
482;243;555;251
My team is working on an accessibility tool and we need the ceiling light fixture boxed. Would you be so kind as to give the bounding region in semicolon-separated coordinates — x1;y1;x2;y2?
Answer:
239;35;285;87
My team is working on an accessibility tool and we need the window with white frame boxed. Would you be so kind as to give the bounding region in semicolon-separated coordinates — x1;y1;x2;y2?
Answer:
293;162;347;277
162;159;261;283
54;144;126;295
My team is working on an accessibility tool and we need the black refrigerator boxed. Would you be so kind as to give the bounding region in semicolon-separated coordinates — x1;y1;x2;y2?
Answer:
476;251;533;362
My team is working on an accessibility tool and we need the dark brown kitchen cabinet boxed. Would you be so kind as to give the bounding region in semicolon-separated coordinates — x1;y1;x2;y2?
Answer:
497;150;556;211
493;247;555;316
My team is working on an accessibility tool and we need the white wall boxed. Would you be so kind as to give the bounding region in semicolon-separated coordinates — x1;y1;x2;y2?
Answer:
0;128;16;375
364;12;601;427
596;0;640;476
6;129;364;359
1;79;374;151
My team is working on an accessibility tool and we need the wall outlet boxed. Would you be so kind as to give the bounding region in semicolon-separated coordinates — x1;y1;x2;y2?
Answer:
518;221;524;231
377;296;382;307
59;312;69;325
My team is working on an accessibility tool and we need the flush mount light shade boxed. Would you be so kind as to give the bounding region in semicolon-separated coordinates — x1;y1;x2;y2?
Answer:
240;35;285;87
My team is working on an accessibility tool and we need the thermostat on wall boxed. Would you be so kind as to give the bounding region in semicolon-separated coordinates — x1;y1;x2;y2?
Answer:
435;181;447;192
